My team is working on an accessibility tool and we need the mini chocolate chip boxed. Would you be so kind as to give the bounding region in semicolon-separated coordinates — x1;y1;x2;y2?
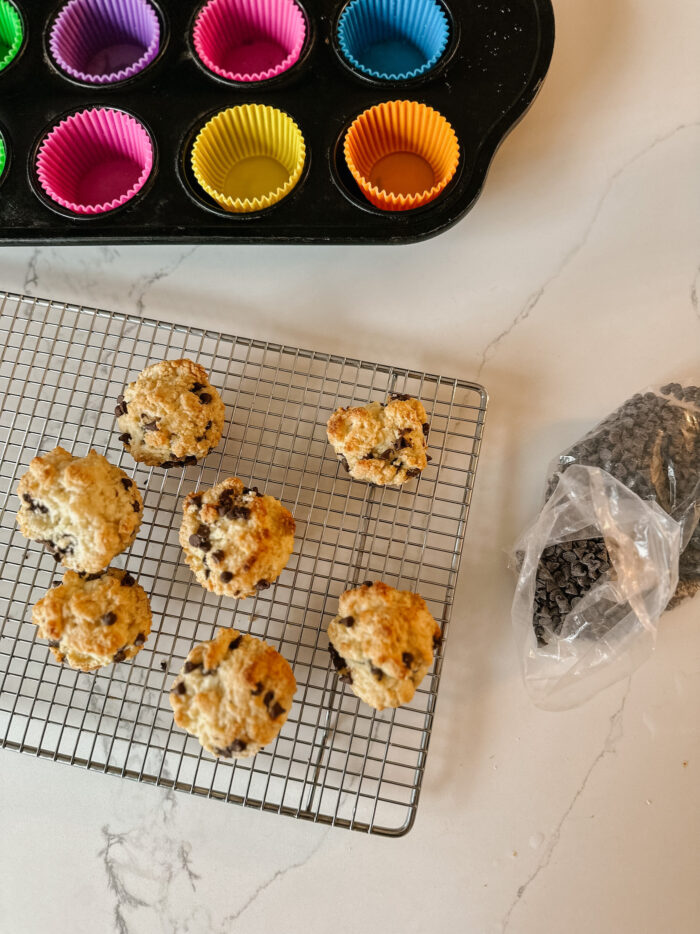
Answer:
210;550;224;563
184;661;203;673
255;579;270;592
329;645;347;672
433;633;442;651
196;523;210;538
339;455;349;472
263;690;274;708
199;393;212;405
422;422;430;437
188;534;203;548
132;501;140;513
134;632;146;646
340;672;353;685
143;421;158;432
216;738;247;757
183;455;197;466
48;639;60;648
363;581;373;587
114;402;127;417
121;573;135;587
117;394;125;404
161;461;174;469
405;468;421;479
402;651;414;667
251;681;264;696
426;455;433;462
339;616;355;627
113;648;127;663
370;665;384;680
159;660;167;671
269;702;285;720
52;553;61;562
229;635;242;651
22;493;33;504
226;505;250;521
173;681;186;695
119;432;131;444
83;572;103;581
101;612;117;626
220;571;233;583
390;392;411;401
204;568;210;579
121;478;133;490
191;382;203;393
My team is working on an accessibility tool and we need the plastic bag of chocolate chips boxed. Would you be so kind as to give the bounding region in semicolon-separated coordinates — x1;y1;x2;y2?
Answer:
511;464;681;710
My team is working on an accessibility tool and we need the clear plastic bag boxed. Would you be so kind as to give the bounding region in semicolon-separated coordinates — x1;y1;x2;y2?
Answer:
546;382;700;601
512;465;681;710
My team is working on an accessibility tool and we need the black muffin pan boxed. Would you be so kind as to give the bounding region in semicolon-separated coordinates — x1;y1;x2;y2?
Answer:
0;0;554;245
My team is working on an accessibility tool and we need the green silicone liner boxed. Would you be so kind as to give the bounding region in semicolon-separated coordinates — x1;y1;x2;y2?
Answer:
0;136;5;179
0;0;22;72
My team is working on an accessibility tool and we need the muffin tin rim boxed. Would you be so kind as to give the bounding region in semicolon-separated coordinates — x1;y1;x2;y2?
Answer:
28;103;159;219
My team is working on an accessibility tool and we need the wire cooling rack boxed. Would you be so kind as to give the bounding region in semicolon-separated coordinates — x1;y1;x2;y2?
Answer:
0;290;487;836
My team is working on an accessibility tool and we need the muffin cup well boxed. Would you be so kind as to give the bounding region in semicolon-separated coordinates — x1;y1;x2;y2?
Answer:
337;0;449;82
344;99;459;211
193;0;306;83
35;107;154;215
191;104;306;213
0;0;22;72
49;0;161;85
0;134;6;179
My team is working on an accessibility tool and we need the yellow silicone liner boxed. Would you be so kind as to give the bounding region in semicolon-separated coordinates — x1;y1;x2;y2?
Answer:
191;104;306;213
344;99;460;212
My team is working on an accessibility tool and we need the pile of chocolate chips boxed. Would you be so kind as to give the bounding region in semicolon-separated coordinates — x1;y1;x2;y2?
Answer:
534;384;700;644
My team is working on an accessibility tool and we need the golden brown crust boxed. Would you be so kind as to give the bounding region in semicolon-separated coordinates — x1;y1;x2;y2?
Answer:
31;568;152;671
169;628;296;758
327;581;441;710
326;395;429;486
116;358;225;467
179;477;295;598
16;447;143;573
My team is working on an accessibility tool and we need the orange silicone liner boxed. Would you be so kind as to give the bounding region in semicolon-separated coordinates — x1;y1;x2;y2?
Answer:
344;99;459;212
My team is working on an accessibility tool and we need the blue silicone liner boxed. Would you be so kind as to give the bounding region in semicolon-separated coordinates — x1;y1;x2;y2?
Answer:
337;0;449;82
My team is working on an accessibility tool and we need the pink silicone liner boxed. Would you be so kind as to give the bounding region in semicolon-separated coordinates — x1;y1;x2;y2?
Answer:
193;0;306;83
36;107;154;215
49;0;161;85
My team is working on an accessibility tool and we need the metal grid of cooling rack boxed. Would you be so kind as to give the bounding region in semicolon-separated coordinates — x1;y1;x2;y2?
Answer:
0;290;487;836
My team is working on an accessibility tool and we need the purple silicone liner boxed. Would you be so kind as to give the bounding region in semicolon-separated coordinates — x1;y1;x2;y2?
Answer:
36;107;154;215
193;0;306;83
50;0;160;85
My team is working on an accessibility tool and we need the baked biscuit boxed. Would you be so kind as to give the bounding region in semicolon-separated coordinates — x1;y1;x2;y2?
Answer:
31;568;152;671
116;358;225;467
326;393;430;486
17;447;143;573
169;627;296;758
179;477;295;598
327;581;441;710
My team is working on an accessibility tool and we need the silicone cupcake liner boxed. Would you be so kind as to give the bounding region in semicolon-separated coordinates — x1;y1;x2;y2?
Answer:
0;0;22;72
36;107;154;214
337;0;449;81
0;135;5;179
344;99;459;211
193;0;306;83
50;0;161;85
191;104;305;212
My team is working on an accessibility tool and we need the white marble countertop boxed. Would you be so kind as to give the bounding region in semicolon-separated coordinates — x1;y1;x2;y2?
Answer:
1;2;699;931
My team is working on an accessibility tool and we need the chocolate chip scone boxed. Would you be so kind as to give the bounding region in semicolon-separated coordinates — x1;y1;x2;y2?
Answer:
31;568;152;671
327;581;441;710
115;358;225;467
17;447;143;573
179;477;295;598
169;627;296;758
326;392;430;486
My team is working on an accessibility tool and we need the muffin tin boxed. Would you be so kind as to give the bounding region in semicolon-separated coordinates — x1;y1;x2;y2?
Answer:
0;0;554;244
